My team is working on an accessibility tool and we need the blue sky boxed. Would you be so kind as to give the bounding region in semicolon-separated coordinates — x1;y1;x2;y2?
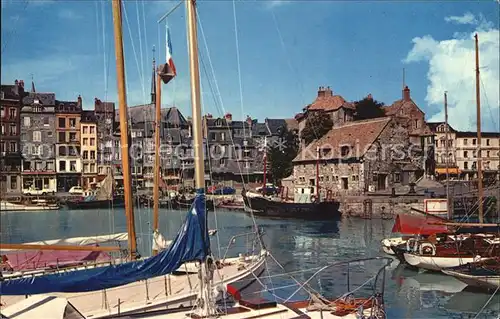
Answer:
1;0;499;131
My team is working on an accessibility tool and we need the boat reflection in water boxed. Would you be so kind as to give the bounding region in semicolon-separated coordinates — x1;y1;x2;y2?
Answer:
392;263;469;316
444;288;500;316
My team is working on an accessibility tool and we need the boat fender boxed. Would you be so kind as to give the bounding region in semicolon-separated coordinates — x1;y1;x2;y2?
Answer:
473;255;482;262
406;238;416;252
419;243;435;256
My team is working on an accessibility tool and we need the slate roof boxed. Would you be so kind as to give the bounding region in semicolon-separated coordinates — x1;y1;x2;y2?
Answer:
456;131;500;138
115;104;188;127
293;117;392;162
81;110;97;123
22;92;56;105
94;99;115;113
55;100;81;113
1;84;24;100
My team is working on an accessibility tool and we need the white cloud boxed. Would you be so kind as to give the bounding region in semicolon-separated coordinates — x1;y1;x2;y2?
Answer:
405;15;499;132
444;12;477;25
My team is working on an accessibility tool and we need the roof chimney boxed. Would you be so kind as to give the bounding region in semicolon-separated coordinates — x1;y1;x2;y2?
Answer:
19;80;24;88
206;113;213;119
77;95;82;107
403;86;410;101
366;93;373;100
246;115;252;126
15;79;19;86
317;86;325;98
224;113;232;121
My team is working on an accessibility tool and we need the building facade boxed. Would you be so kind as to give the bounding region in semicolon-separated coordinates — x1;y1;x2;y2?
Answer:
0;80;24;194
81;110;98;188
94;98;115;182
455;131;500;182
296;86;355;140
20;92;57;192
292;117;420;197
55;97;82;191
384;86;435;176
428;122;459;180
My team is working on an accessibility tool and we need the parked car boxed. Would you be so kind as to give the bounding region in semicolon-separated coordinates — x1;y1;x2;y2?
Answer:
68;186;84;195
22;187;55;196
256;183;279;196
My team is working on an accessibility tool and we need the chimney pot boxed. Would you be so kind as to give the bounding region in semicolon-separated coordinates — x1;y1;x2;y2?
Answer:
367;93;373;100
403;86;410;101
15;79;19;85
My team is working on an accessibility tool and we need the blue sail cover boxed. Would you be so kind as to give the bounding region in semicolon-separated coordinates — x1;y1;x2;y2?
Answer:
0;189;210;295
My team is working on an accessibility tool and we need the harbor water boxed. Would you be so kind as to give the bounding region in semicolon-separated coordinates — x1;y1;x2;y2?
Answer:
1;208;499;319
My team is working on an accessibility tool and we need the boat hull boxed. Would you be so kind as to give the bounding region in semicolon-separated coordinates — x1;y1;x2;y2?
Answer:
442;270;500;290
243;193;341;220
403;253;489;271
0;201;59;212
381;237;406;255
66;198;125;210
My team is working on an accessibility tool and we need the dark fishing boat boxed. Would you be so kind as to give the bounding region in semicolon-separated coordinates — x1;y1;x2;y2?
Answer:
242;190;341;220
172;195;215;211
65;173;124;209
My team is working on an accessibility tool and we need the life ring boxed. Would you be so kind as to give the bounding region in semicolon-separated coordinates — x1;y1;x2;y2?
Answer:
419;243;436;256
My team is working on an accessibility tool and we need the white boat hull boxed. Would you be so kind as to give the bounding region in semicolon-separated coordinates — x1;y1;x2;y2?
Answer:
381;237;406;255
0;250;270;318
1;201;59;211
442;269;500;290
403;253;489;271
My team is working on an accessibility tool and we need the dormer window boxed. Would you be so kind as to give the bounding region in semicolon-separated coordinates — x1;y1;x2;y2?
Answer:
340;145;351;157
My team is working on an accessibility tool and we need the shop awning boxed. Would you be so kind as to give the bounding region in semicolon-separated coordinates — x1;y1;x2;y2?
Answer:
391;213;449;235
435;167;460;175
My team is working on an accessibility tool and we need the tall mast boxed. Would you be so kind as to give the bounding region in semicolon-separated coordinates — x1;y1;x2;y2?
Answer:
474;33;483;223
186;0;204;189
444;91;451;219
152;53;161;256
111;0;137;259
186;0;212;315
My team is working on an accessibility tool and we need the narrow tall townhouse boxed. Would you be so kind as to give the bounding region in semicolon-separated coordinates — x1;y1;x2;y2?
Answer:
81;110;98;188
0;80;24;195
56;96;82;191
20;91;57;193
94;98;115;182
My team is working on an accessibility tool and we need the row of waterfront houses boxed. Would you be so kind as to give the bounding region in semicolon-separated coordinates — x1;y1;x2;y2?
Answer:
0;79;291;195
1;79;499;197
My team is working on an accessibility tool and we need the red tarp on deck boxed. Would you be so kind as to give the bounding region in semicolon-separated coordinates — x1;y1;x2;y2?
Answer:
2;250;112;271
391;213;449;235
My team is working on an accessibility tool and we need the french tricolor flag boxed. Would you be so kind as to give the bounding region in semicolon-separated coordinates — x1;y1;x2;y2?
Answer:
159;24;176;84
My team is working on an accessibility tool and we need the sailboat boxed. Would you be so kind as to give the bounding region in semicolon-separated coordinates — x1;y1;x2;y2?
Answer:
65;172;125;209
0;1;267;317
442;257;500;291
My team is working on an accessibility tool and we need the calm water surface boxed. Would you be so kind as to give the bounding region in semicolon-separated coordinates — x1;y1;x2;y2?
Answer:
1;208;499;319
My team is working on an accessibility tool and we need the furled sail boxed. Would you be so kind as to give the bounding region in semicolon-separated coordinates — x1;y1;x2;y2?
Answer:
0;233;128;252
0;190;210;295
95;172;114;201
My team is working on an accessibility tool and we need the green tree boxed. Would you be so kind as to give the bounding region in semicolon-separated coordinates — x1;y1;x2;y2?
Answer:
354;97;386;120
301;111;333;145
267;125;299;184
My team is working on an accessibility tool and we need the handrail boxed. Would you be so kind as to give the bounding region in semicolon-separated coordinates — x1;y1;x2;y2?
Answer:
221;231;262;262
